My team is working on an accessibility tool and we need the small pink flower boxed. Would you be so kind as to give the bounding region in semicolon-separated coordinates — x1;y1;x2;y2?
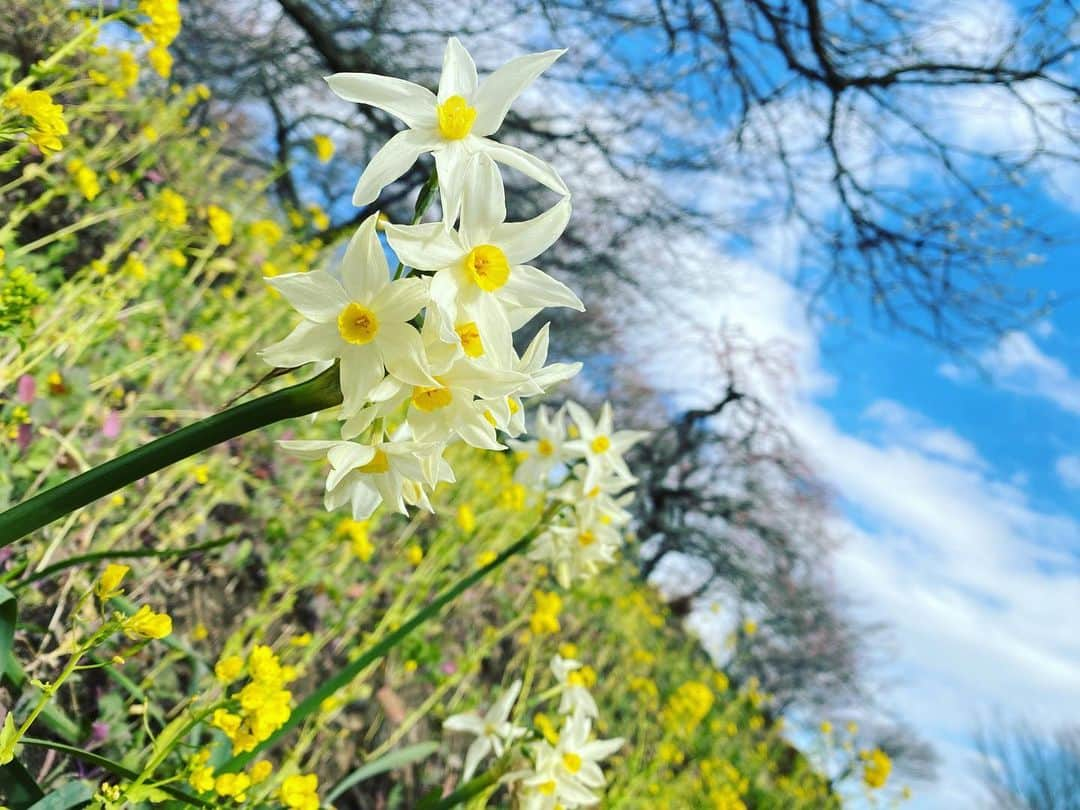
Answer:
102;410;122;439
440;660;458;675
17;374;35;403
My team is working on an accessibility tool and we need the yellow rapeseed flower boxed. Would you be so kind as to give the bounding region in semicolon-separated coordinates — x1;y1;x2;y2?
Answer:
148;44;173;78
529;590;562;636
96;563;130;600
280;774;319;810
66;159;100;201
123;605;173;639
313;134;334;162
155;188;188;227
215;655;244;683
456;504;476;534
250;760;273;784
181;333;205;352
137;0;182;48
861;748;892;789
207;204;233;245
406;544;424;566
250;218;284;246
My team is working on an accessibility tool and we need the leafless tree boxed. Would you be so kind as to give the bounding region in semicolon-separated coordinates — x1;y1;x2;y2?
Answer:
168;0;1079;354
976;719;1080;809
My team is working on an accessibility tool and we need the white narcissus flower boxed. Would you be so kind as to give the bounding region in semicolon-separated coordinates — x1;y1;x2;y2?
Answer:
493;324;581;436
385;154;582;358
549;655;599;720
260;214;433;416
278;438;441;519
326;38;568;222
530;502;623;588
522;710;623;807
444;679;527;781
343;315;531;450
509;404;571;485
563;402;650;492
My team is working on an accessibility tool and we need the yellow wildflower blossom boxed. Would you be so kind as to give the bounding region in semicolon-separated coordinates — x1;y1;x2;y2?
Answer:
456;504;476;534
123;605;172;639
529;590;562;636
207;204;233;245
280;773;319;810
147;44;173;78
313;133;334;162
96;564;130;600
137;0;182;48
155;188;188;227
861;748;891;789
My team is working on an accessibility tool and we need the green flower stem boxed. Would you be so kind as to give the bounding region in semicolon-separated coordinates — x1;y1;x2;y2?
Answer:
224;501;562;772
19;737;211;807
10;534;240;590
0;364;342;548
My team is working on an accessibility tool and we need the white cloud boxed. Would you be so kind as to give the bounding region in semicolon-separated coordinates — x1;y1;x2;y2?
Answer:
1056;455;1080;490
979;331;1080;415
863;400;985;468
634;246;1080;808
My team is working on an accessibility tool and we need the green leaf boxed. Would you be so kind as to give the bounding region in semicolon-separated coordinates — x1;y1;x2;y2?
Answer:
25;781;93;809
0;711;17;763
0;757;46;809
18;738;210;808
0;584;17;685
326;742;440;803
416;770;500;810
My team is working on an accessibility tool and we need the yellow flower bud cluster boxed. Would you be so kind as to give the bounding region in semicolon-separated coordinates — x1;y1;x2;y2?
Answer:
2;87;68;154
210;645;295;754
188;748;272;799
66;158;100;201
0;265;47;332
529;590;562;636
861;747;892;789
662;680;714;736
279;773;319;810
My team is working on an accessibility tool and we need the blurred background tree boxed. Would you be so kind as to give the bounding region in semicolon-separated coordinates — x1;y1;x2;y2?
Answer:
975;720;1080;809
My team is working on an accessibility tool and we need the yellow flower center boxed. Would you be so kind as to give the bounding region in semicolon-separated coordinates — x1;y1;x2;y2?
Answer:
456;321;484;357
358;449;389;474
508;397;520;414
436;95;477;140
562;752;582;773
412;385;453;412
537;438;555;457
590;435;611;454
577;530;595;547
539;780;557;796
464;245;510;292
338;302;380;344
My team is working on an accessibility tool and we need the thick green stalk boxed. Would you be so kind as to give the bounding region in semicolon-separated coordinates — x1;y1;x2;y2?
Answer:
0;365;342;548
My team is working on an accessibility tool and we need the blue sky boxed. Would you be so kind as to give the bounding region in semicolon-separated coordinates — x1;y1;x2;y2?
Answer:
609;2;1080;803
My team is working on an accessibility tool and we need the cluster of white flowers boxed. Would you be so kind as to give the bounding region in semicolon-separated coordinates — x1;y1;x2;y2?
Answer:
263;38;591;515
444;654;623;807
513;402;648;588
